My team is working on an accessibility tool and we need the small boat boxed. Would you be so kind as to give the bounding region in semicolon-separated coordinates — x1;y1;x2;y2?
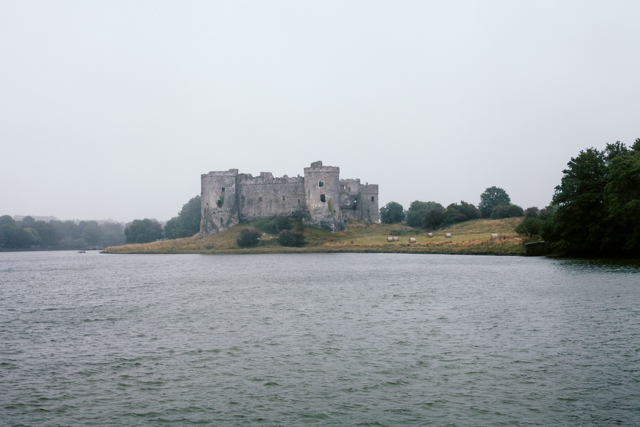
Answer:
78;250;86;253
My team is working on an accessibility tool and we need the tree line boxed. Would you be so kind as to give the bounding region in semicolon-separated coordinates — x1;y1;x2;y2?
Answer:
379;186;525;229
0;216;126;250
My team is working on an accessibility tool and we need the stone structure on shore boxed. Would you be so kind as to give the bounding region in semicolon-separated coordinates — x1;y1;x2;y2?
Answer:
200;161;379;236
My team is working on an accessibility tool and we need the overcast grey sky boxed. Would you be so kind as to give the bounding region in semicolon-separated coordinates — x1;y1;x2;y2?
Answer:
1;1;638;222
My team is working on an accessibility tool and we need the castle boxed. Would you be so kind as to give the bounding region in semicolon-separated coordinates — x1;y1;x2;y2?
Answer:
200;161;379;236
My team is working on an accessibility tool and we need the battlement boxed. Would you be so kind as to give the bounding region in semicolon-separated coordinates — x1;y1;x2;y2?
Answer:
239;173;305;185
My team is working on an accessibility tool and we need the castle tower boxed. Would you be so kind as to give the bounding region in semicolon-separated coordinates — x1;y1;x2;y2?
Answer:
359;183;380;223
303;161;344;232
200;169;239;236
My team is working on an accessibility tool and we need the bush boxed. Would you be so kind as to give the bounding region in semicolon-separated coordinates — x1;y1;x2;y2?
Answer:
237;229;262;247
278;230;306;247
491;204;524;219
422;208;445;230
253;217;293;234
515;217;544;237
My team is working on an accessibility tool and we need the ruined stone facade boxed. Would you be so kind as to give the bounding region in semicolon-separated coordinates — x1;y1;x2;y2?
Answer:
200;161;379;236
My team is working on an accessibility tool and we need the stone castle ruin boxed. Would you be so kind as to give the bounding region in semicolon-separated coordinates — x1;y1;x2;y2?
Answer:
200;161;379;236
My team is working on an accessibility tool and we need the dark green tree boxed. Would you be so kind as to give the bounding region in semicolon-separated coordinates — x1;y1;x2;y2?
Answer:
541;148;608;254
479;187;511;218
441;201;481;226
601;147;640;253
380;202;405;224
164;196;201;239
422;208;445;230
405;201;444;227
125;219;164;244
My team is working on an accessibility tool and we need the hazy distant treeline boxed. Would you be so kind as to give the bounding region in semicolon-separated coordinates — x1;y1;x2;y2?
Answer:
0;216;125;250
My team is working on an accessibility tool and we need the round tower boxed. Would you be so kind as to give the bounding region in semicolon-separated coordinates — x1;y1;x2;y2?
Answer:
200;169;239;236
303;161;344;232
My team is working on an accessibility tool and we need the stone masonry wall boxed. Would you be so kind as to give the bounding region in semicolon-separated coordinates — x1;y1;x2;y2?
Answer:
237;173;306;221
200;161;376;236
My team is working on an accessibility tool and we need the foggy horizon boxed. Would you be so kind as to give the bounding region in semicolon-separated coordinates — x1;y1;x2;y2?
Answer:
1;1;639;223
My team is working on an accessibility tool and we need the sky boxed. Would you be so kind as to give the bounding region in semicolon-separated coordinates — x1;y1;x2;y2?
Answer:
1;1;639;222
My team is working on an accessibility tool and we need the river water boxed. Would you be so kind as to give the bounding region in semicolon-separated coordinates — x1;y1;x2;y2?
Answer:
1;251;638;426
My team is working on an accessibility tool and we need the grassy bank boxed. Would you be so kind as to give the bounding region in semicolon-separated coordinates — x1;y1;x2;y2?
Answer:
103;217;526;255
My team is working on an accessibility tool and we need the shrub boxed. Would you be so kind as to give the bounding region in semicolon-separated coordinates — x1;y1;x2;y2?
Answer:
278;230;306;247
237;229;261;247
515;217;544;237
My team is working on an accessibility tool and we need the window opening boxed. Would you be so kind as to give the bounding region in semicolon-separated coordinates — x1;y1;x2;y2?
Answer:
259;196;262;202
319;181;324;187
282;196;285;201
371;196;375;202
221;187;225;192
298;199;301;204
320;194;326;202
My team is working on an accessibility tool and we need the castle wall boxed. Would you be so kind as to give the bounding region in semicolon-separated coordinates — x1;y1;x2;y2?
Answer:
237;173;306;221
200;161;376;236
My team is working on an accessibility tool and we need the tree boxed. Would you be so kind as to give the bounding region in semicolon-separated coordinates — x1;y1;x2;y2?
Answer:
422;209;445;230
380;202;404;224
405;201;444;227
0;223;40;249
164;195;201;239
479;187;511;218
125;219;164;244
441;201;481;226
541;148;608;254
0;215;15;226
601;148;640;253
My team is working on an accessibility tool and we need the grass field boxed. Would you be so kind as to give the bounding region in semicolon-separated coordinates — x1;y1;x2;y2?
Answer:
103;217;526;255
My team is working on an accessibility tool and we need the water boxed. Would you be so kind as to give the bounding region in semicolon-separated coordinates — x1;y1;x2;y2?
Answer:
1;251;638;426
